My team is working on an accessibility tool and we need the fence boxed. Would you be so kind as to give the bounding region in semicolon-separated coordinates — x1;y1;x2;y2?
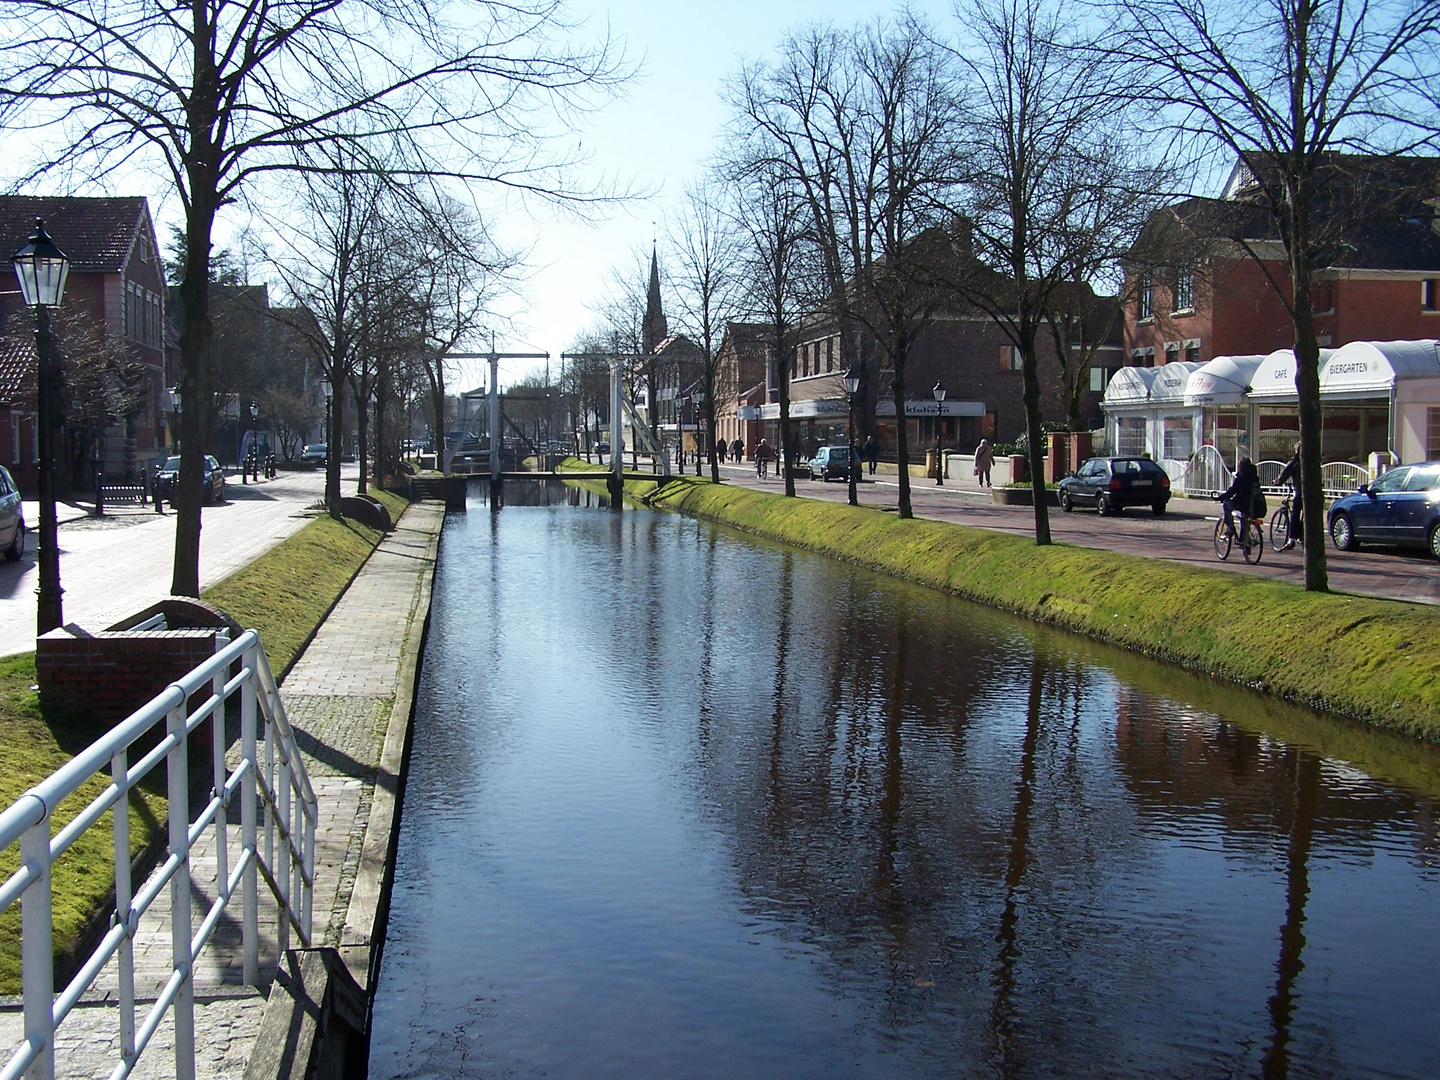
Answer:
1184;445;1234;498
0;630;315;1080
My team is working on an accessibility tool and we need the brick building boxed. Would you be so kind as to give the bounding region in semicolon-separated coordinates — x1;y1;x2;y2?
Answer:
1124;156;1440;366
0;196;168;491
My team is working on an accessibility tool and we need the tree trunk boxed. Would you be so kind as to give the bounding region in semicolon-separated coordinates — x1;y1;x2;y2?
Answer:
893;359;912;519
327;369;344;519
1020;336;1052;545
354;368;370;496
171;195;218;597
779;349;795;498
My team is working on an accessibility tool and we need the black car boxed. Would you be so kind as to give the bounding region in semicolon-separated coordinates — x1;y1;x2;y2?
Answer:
155;454;226;503
1059;457;1171;516
1328;462;1440;558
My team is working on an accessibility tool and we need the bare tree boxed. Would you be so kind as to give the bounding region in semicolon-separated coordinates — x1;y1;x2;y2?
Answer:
1110;0;1440;590
667;179;742;482
0;0;627;594
947;0;1162;543
733;157;813;497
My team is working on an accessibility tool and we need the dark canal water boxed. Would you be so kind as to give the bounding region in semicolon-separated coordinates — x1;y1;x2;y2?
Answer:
369;485;1440;1079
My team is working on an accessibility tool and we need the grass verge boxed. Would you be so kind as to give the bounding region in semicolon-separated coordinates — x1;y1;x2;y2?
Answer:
557;461;1440;742
0;654;167;993
1;492;409;993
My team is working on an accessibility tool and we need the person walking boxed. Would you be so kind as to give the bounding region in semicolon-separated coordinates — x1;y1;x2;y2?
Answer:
864;435;878;476
717;440;727;464
732;437;744;464
973;438;994;488
1276;440;1303;547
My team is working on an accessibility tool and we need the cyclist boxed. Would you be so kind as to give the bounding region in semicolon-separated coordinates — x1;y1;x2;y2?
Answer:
1275;441;1303;549
755;438;773;479
1219;455;1260;540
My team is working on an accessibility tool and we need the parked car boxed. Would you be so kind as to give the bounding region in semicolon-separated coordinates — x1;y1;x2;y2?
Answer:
1059;457;1171;515
808;445;855;482
155;454;226;503
300;443;327;465
1328;462;1440;557
0;465;24;561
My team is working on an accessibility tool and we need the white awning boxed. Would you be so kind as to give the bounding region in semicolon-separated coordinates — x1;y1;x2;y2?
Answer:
1184;354;1267;406
1150;361;1201;404
1321;339;1440;399
1101;366;1157;408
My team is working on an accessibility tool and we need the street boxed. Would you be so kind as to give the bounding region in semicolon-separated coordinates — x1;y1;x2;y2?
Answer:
0;466;349;658
711;461;1440;606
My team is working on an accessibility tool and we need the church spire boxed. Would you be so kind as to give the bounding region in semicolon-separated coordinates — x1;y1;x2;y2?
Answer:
643;243;667;354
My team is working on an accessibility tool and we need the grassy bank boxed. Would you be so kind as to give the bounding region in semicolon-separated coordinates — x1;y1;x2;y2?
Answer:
559;461;1440;741
1;490;408;992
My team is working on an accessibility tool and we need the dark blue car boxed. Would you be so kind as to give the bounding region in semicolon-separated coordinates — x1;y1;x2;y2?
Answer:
1328;462;1440;558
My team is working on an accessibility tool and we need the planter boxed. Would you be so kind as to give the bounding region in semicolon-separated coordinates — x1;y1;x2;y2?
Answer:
993;486;1059;507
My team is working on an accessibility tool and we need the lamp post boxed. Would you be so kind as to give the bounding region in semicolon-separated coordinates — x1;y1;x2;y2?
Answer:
932;381;947;486
321;381;334;506
12;219;70;635
692;387;706;475
91;431;105;516
843;366;861;506
243;401;258;483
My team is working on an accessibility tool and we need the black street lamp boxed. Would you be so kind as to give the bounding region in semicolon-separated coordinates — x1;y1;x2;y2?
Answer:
692;387;706;475
843;366;861;506
932;381;947;486
12;219;70;635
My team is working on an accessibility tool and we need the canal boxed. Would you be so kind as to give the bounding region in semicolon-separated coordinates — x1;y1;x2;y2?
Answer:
369;487;1440;1079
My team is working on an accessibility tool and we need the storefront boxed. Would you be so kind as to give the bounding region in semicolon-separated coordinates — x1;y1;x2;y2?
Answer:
758;398;853;456
874;397;987;458
1100;366;1157;457
1183;354;1267;467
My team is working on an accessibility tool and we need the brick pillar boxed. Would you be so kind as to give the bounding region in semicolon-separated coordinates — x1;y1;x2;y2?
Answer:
1046;431;1069;482
1072;430;1092;463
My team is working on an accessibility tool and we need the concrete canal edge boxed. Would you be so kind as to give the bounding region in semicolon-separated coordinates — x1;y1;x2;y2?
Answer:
582;471;1440;743
243;503;443;1080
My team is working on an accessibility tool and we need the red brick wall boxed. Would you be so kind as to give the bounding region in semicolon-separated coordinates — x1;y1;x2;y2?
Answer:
37;628;221;724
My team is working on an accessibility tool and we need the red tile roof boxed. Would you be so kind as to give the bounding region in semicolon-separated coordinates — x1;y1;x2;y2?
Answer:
0;335;35;408
0;196;151;274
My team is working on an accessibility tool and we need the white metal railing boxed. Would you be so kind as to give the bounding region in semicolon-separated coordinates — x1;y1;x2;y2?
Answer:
1185;445;1234;498
1157;458;1188;490
1321;460;1370;498
1256;458;1288;494
0;630;316;1080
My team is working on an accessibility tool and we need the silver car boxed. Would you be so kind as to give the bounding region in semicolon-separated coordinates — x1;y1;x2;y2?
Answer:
0;465;24;561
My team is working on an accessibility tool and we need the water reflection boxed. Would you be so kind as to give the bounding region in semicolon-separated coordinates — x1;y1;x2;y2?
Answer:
370;496;1440;1079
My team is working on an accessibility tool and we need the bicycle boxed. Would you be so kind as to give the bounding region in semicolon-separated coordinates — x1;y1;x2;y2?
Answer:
1213;507;1264;564
1269;493;1302;553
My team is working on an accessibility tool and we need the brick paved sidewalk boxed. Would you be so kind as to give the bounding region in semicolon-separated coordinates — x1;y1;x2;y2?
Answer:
0;501;445;1079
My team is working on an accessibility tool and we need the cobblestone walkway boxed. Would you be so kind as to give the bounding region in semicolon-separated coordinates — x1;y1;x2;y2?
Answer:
1;501;444;1078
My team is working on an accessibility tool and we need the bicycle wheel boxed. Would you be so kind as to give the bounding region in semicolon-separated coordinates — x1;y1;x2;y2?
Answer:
1243;520;1264;564
1213;517;1232;560
1269;505;1290;552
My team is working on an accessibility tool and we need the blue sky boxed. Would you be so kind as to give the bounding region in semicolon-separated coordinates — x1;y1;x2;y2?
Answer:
476;0;953;388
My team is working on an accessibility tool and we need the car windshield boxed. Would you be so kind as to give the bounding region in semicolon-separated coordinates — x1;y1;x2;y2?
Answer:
827;448;851;462
163;457;181;470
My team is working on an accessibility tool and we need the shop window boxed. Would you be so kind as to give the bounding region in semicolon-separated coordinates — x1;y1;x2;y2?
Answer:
1428;407;1440;459
999;345;1023;371
1162;417;1192;460
1116;416;1146;456
1424;279;1438;311
1137;274;1153;321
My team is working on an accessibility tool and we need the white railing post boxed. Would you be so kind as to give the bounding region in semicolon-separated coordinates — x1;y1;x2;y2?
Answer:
277;750;291;956
111;749;136;1067
166;701;195;1080
211;633;229;905
241;646;259;987
20;817;54;1080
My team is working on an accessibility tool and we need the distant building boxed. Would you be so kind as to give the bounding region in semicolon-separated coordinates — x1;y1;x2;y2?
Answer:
0;196;167;490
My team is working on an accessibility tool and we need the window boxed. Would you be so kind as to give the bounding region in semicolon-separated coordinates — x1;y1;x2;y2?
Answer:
1137;274;1153;321
1116;416;1146;456
1090;367;1106;392
1162;416;1193;460
999;345;1023;371
1403;466;1440;492
1427;407;1440;459
1172;264;1194;312
1164;344;1180;365
1185;342;1201;364
1424;279;1438;311
826;339;834;372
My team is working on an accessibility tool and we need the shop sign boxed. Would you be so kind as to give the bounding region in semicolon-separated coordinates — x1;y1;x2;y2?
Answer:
875;399;986;418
